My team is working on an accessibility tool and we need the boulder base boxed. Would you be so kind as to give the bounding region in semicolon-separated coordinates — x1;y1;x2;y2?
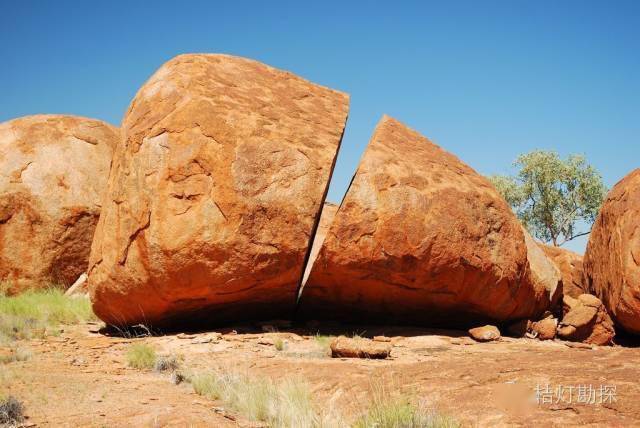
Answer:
88;54;349;327
0;115;117;292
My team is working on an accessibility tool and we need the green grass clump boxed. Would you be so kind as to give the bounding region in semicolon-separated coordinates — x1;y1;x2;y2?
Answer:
274;338;285;351
0;288;96;343
126;343;157;370
191;371;332;427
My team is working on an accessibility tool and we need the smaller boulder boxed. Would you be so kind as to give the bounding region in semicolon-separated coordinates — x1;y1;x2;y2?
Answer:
330;336;391;359
557;294;615;346
468;325;501;342
531;317;558;340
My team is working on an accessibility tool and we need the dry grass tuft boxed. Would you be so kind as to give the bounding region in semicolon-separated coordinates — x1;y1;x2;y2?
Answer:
0;395;24;426
191;370;341;427
126;343;157;370
353;381;459;428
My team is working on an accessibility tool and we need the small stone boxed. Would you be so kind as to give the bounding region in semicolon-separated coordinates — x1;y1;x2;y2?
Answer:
531;318;558;340
468;325;501;342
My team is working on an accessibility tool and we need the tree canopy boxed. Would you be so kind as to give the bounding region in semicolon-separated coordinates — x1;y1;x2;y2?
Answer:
488;150;607;247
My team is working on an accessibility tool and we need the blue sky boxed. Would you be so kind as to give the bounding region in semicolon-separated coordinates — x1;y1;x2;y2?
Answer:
1;1;638;253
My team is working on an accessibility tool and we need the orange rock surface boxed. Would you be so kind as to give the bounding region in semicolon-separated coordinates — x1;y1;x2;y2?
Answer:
88;54;349;327
584;169;640;334
0;115;117;292
299;116;551;326
539;243;586;298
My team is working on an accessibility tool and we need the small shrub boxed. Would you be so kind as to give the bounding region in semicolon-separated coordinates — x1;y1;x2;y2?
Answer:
171;371;186;385
154;354;179;372
126;343;156;370
274;338;285;351
0;395;24;426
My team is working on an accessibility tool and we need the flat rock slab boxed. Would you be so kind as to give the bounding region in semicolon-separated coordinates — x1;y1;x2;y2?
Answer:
330;336;391;359
299;115;550;326
0;115;117;292
88;54;349;327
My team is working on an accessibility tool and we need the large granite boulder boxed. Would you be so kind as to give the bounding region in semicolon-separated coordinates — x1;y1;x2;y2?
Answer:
584;169;640;334
298;116;552;326
0;115;118;292
539;244;586;298
88;54;349;327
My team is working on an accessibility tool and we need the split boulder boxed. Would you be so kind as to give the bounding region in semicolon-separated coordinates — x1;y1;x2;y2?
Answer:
88;54;349;326
299;116;552;326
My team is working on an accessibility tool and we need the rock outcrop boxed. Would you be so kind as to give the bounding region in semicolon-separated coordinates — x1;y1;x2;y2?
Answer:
539;244;586;298
557;294;615;346
88;54;349;326
584;169;640;334
298;116;552;326
0;115;118;292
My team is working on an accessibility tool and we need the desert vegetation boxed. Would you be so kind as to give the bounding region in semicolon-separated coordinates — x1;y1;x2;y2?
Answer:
488;150;607;246
125;343;157;370
0;286;95;343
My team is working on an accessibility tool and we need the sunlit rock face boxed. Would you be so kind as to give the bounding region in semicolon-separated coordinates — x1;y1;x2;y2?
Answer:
88;54;349;327
0;115;118;292
299;115;552;327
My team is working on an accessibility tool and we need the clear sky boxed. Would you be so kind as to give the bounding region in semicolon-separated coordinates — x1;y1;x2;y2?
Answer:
1;1;638;253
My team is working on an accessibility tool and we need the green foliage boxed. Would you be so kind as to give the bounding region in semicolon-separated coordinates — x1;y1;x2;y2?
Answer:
0;288;96;343
274;338;285;351
126;343;157;370
488;150;607;246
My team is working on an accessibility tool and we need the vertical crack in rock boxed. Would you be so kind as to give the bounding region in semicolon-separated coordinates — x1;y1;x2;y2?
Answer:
294;116;349;311
119;211;151;266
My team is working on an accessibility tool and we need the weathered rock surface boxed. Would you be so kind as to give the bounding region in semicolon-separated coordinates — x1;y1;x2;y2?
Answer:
88;54;349;326
584;169;640;334
523;232;562;312
531;317;557;340
557;294;615;346
539;244;585;298
0;115;118;292
299;116;551;326
301;202;338;287
468;325;501;342
330;336;391;359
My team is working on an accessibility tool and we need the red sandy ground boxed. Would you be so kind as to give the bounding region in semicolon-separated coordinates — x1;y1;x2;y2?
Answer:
2;322;639;427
